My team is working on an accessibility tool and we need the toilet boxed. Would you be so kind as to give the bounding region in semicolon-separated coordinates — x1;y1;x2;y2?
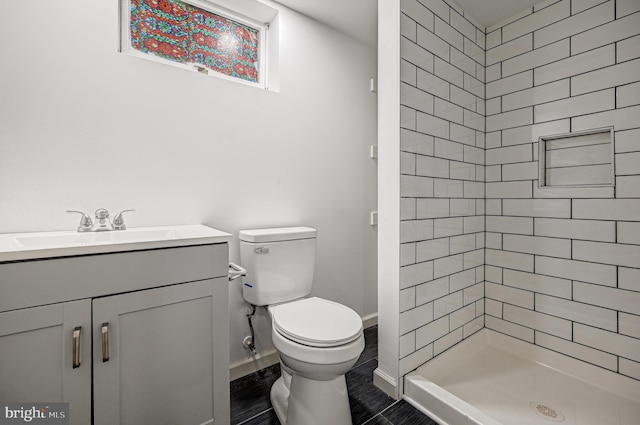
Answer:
239;227;364;425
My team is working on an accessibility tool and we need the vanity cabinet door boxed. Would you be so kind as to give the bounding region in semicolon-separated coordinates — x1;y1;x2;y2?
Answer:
0;300;92;425
93;278;226;425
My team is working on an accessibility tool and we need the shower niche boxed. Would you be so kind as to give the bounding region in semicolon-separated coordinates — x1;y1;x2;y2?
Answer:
538;127;614;188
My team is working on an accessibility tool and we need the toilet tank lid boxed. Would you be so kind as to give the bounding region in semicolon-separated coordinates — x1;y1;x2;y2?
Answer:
239;227;317;243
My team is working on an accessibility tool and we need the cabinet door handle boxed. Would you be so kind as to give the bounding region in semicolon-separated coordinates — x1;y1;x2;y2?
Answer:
72;326;82;369
101;322;110;362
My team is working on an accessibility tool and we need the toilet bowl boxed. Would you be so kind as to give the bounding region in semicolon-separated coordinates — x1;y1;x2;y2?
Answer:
268;297;364;425
239;227;364;425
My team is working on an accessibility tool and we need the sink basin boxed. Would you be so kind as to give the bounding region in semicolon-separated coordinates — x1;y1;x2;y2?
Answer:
0;225;232;262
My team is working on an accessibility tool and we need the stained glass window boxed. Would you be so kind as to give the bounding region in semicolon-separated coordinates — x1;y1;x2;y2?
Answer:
127;0;262;84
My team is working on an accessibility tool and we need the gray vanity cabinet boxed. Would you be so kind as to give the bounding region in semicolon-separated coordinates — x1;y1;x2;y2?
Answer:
0;243;230;425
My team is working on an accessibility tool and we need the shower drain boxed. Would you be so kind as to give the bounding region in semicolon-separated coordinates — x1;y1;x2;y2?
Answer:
530;401;565;422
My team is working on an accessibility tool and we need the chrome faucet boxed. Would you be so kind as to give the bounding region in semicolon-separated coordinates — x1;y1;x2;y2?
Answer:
67;208;135;232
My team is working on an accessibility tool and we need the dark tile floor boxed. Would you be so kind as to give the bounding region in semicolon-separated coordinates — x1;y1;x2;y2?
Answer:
230;326;437;425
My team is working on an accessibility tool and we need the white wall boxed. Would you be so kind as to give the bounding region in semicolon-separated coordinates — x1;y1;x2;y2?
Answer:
0;0;377;366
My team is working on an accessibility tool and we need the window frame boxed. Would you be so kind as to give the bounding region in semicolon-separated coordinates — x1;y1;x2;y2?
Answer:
119;0;268;88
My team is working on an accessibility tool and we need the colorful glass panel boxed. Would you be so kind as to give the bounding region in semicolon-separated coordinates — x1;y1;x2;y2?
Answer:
130;0;260;83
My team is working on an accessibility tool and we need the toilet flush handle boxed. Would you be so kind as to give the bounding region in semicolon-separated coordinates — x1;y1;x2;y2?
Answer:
228;262;247;282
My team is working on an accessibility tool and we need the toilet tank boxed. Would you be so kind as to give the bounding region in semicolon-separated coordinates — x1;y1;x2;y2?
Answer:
239;227;317;306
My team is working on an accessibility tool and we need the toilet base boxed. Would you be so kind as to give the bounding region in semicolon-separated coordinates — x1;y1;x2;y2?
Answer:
271;367;353;425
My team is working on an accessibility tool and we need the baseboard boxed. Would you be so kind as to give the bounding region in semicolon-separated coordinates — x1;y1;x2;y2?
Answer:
230;312;379;380
373;367;398;399
229;348;280;381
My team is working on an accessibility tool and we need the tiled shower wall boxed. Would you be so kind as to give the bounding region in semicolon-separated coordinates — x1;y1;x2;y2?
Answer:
396;0;640;384
485;0;640;381
398;0;486;377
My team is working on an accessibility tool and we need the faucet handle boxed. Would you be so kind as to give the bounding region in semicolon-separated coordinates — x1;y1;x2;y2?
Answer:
66;210;93;232
113;209;135;230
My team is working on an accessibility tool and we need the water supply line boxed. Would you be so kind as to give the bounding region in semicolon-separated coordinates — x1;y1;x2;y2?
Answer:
244;304;258;355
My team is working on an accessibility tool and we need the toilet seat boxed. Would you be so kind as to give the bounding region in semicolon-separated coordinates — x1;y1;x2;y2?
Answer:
271;297;363;348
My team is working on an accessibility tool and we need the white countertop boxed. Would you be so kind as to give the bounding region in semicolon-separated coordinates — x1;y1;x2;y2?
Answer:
0;224;232;262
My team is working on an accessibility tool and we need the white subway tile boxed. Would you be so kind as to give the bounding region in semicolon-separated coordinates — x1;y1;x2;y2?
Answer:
486;165;502;182
401;243;416;266
616;152;640;174
400;287;416;312
435;16;463;50
400;344;433;376
401;219;434;243
419;0;450;23
435;98;464;124
574;322;640;362
486;63;501;83
401;13;417;41
485;265;503;284
503;39;570;77
620;358;640;381
615;128;640;153
617;0;640;18
450;234;476;256
450;162;475;180
486;29;501;49
416;316;449;348
536;294;617;331
573;282;640;314
401;37;435;72
573;105;640;132
434;291;463;319
401;260;434;288
617;34;640;62
486;232;502;249
463;248;484;269
417;68;449;100
401;59;418;85
502;199;570;218
451;303;476;329
450;87;476;112
416;155;449;178
463;316;484;339
488;7;533;34
504;0;570;42
572;0;609;14
573;240;640;268
464;110;484;132
486;249;534;272
463;215;484;233
486;282;534;309
400;302;434;334
434;57;463;87
450;10;476;41
401;175;434;197
535;89;615;123
486;33;532;66
572;58;640;96
416;276;449;305
416;238;449;262
487;107;533;132
450;199;474;216
620;312;640;339
502;161;539;181
535;256;617;286
503;269;572;298
535;331;618;371
617;175;640;197
402;129;435;156
434;254;464;278
504;234;571;257
433;217;463;238
417;112;450;138
463;145;483;165
401;0;435;31
486;98;501;115
535;44;615;85
573;199;640;221
417;25;450;61
450;122;476;145
486;181;533;198
464;74;484;98
486;131;501;149
399;332;416;358
434;178;463;198
476;28;486;49
534;185;615;199
450;268;476;291
463;181;485;198
402;82;435;114
401;105;416;130
502;79;570;112
485;315;535;342
464;38;484;66
486;299;503;317
571;11;640;55
401;151;416;175
434;138;463;161
619;267;640;293
401;198;417;220
535;218;616;242
618;222;640;245
504;303;572;339
487;71;533;99
486;216;534;235
535;1;614;48
434;327;463;356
